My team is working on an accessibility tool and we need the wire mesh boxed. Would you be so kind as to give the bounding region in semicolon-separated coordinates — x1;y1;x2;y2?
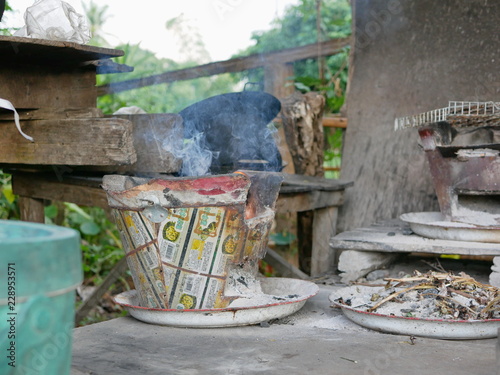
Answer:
395;101;500;130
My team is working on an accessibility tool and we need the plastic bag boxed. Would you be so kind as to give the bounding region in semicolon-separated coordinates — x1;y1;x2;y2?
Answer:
14;0;91;44
0;98;34;142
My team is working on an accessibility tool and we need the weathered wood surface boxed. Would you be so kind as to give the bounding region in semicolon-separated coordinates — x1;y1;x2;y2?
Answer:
0;107;103;121
263;62;295;175
0;35;123;65
281;92;326;177
12;173;350;214
311;206;339;275
97;38;351;95
0;117;136;166
323;116;347;128
279;92;333;275
264;247;309;279
331;220;500;256
281;173;352;192
81;59;134;75
12;172;350;280
12;174;109;209
0;36;125;108
264;63;295;101
18;196;45;223
0;64;97;108
339;0;500;232
104;114;182;174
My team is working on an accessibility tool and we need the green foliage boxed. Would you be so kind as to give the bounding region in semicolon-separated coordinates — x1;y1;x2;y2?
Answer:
0;171;19;220
60;203;123;283
96;43;240;114
324;127;343;179
238;0;351;114
82;1;112;47
0;1;15;35
0;171;122;283
94;11;240;115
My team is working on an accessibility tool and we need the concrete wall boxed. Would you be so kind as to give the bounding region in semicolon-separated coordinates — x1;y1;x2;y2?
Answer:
338;0;500;232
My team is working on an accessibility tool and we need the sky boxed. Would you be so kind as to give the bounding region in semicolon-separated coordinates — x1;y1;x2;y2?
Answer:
4;0;300;62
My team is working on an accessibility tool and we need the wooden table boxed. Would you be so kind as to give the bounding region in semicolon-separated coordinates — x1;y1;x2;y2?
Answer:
11;171;351;322
12;171;352;276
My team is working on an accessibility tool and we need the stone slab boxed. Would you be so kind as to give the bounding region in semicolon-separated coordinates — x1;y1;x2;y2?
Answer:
71;285;497;375
331;220;500;256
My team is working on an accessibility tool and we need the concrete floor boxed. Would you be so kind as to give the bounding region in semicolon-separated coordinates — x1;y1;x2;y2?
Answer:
71;266;499;375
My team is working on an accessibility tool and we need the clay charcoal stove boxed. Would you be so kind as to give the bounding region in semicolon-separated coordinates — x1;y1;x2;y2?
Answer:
396;101;500;239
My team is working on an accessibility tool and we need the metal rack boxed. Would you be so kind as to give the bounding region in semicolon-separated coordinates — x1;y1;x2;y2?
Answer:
395;101;500;129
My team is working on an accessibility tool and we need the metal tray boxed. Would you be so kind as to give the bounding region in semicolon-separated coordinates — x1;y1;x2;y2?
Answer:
329;292;500;340
400;212;500;243
114;277;318;328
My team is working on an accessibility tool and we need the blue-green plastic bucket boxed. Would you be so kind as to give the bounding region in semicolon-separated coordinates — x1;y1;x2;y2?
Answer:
0;220;82;375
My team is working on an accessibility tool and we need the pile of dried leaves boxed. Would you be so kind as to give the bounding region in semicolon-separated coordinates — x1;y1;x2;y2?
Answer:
336;271;500;320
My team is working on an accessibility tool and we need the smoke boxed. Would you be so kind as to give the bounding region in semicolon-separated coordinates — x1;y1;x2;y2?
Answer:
168;132;219;177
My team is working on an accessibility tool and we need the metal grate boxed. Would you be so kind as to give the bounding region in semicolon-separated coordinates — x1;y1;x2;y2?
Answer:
395;101;500;130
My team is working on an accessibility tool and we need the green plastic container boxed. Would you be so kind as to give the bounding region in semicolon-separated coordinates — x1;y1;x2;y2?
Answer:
0;220;82;375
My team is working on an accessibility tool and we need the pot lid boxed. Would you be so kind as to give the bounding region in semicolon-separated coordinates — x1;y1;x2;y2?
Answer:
179;91;281;135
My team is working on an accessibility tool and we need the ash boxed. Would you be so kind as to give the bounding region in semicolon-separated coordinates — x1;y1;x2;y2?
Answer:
225;270;304;308
332;271;500;321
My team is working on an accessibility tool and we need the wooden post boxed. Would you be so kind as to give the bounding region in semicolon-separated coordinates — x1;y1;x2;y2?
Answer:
281;91;326;176
311;206;338;275
18;196;45;223
264;63;295;100
264;62;296;175
280;92;328;275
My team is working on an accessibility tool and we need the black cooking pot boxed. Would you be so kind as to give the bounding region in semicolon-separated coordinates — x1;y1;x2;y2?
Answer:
179;91;283;174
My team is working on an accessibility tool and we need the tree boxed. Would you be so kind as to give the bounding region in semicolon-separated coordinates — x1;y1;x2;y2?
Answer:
237;0;351;113
0;1;13;35
234;0;351;180
83;1;112;47
91;7;239;114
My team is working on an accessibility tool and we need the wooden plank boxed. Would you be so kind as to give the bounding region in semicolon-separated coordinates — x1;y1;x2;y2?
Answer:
264;247;309;279
99;114;182;174
75;257;129;325
264;63;295;99
97;37;351;95
323;166;341;172
322;116;347;128
80;59;134;74
0;64;97;108
0;35;123;66
0;107;104;121
18;196;45;223
276;190;345;213
281;173;353;192
0;117;136;166
311;206;339;276
264;63;295;175
12;174;109;209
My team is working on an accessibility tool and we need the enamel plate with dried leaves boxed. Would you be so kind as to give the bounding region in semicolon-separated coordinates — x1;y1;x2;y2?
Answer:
329;271;500;339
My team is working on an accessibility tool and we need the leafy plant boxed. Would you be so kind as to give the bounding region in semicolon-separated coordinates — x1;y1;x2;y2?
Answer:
0;171;19;220
0;1;14;35
45;202;124;283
